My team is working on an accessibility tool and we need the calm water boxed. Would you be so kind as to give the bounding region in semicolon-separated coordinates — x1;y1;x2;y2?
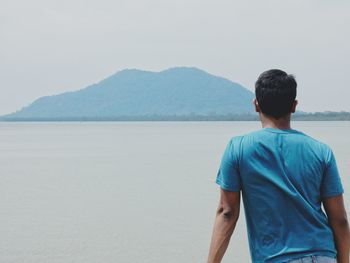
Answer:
0;121;349;263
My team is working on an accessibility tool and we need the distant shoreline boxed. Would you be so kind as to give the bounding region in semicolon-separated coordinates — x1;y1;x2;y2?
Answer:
1;111;349;122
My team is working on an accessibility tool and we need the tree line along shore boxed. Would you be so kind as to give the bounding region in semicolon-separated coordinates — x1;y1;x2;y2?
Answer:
0;111;349;121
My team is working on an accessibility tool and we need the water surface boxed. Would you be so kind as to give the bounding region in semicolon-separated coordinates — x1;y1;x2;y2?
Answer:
0;121;349;263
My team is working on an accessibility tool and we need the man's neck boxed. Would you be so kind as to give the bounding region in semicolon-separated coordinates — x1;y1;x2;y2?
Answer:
259;113;292;130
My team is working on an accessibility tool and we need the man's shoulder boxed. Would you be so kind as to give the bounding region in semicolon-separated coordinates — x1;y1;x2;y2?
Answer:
230;128;331;151
229;129;265;139
291;130;332;152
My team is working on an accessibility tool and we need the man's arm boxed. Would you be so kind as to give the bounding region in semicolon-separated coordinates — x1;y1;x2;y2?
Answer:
323;194;350;263
207;188;240;263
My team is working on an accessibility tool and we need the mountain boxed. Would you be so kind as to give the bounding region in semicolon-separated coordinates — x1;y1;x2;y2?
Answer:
2;67;255;120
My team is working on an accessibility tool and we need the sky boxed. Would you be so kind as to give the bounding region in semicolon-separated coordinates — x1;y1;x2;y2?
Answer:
1;0;349;115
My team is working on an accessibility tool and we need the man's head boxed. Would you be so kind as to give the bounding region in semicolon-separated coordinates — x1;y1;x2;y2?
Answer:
254;69;297;119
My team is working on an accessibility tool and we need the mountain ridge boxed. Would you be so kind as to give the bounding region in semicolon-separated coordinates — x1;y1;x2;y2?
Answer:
2;67;255;120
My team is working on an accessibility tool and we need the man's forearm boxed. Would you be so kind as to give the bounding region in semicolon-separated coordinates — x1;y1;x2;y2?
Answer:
207;208;238;263
331;219;350;263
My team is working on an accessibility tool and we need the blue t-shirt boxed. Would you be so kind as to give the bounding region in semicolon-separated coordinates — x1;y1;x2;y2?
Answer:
215;127;344;263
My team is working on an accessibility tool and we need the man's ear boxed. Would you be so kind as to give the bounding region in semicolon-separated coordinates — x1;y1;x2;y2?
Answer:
291;100;298;113
253;98;260;113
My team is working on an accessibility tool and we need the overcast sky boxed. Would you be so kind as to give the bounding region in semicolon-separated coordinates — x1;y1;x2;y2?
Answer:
1;0;349;115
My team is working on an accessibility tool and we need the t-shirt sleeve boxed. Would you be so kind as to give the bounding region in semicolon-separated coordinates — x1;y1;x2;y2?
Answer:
321;147;344;198
215;138;242;192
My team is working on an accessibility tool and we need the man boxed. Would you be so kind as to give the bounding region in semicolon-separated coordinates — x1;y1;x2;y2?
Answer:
207;69;349;263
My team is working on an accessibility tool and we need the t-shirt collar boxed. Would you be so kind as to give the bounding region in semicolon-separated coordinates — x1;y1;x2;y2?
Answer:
262;127;299;133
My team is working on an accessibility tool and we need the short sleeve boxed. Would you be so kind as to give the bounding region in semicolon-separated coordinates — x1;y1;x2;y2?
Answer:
321;148;344;198
215;138;242;192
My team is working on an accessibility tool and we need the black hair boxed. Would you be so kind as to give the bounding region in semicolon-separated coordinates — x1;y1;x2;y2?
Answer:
255;69;297;119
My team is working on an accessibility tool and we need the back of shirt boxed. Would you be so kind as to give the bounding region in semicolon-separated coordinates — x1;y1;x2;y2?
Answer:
215;127;344;262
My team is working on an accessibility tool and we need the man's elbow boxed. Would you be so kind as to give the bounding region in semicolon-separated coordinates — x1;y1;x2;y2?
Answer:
329;215;349;229
335;217;349;229
216;206;239;222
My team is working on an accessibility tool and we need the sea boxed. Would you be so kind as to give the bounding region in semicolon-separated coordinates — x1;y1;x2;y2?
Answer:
0;121;349;263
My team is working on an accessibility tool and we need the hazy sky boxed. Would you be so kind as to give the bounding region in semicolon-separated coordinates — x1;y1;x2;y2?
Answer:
1;0;349;115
